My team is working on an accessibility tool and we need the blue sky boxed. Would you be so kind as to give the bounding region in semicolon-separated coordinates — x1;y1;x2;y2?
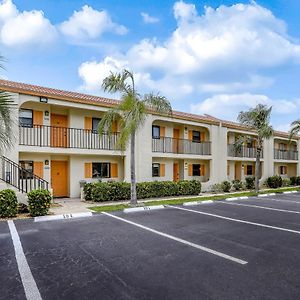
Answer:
1;0;300;131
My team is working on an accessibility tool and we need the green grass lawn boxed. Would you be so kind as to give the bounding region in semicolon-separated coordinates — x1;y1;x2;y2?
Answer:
89;186;300;213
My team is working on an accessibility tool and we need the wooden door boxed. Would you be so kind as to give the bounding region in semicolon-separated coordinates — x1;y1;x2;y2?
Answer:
235;162;241;180
173;129;179;153
173;163;179;182
51;114;68;147
51;161;68;197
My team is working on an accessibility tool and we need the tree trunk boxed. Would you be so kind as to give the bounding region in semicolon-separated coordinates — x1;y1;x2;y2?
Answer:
255;148;261;193
130;131;137;205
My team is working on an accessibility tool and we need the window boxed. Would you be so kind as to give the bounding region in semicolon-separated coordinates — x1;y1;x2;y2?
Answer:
192;131;200;143
246;165;253;176
19;161;33;179
192;164;201;176
19;109;33;127
152;163;160;177
279;143;286;151
279;166;287;175
92;162;110;178
152;126;160;139
246;141;253;148
92;118;101;133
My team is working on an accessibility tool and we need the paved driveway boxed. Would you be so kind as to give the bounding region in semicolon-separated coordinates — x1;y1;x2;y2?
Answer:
1;193;300;299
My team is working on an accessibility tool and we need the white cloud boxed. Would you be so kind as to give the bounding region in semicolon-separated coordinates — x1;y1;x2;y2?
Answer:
190;93;299;121
0;0;56;46
60;5;127;41
141;12;159;24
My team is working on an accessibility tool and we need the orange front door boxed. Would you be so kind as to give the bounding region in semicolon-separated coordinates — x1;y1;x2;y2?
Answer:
51;161;68;197
235;162;241;180
173;163;180;182
173;129;180;153
51;114;68;147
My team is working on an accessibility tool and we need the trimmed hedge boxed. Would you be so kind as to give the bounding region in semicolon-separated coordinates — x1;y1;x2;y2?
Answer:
266;175;283;189
0;189;18;218
290;176;300;186
84;180;201;202
232;179;243;191
28;189;52;217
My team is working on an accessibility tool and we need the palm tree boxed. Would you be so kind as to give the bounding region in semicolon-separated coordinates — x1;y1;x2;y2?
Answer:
237;104;273;192
289;120;300;140
98;70;172;205
0;61;15;152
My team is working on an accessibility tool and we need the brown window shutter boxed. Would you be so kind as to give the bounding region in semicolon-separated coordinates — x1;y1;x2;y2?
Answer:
200;132;205;142
201;164;205;176
160;126;165;137
188;130;193;141
33;111;43;126
85;163;92;178
112;121;118;133
84;117;92;131
188;164;193;176
33;162;44;178
227;164;230;175
253;165;255;175
244;165;247;175
160;164;165;177
110;163;118;178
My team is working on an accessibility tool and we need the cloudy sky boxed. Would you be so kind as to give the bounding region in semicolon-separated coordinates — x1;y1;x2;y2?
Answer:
1;0;300;131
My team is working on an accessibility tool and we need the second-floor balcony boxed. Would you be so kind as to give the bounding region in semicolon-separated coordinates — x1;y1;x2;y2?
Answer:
19;125;120;151
152;137;211;155
274;149;298;160
227;144;262;158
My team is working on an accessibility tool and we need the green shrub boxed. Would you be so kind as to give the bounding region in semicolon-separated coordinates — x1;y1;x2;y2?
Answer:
282;178;291;187
290;176;297;186
266;175;283;189
232;180;243;191
245;176;255;190
210;183;223;193
28;189;52;217
0;189;18;218
86;180;201;202
221;181;231;192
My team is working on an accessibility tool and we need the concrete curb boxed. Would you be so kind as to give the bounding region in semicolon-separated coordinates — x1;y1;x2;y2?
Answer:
34;212;93;222
258;193;276;197
183;200;214;206
123;205;165;213
225;196;249;201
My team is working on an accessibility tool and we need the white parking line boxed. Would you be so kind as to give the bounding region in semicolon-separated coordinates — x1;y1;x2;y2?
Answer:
168;206;300;235
261;197;300;204
102;212;247;265
220;201;300;214
7;221;42;300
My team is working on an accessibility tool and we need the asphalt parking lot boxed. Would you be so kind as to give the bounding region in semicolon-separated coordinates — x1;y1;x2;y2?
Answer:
1;193;300;300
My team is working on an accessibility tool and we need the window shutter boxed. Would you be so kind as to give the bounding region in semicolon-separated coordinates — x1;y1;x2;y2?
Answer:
84;117;92;130
227;164;230;176
85;163;92;178
188;164;193;176
112;121;118;133
33;162;43;178
253;165;255;175
200;132;205;142
110;163;118;178
33;110;43;126
188;130;193;141
160;164;165;177
160;127;165;137
201;164;205;176
244;165;247;175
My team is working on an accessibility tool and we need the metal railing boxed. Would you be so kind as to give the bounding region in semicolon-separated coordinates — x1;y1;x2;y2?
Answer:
274;149;298;160
0;156;49;193
152;137;211;155
227;144;263;158
19;125;120;150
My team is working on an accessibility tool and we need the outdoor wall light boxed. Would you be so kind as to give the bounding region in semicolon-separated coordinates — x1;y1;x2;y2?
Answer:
45;160;49;166
40;97;48;103
45;111;49;117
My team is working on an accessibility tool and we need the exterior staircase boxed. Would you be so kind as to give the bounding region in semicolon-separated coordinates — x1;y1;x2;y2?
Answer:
0;156;49;203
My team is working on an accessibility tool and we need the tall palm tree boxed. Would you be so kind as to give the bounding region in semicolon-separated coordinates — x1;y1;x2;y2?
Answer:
237;104;273;192
289;120;300;140
0;61;15;152
98;70;172;205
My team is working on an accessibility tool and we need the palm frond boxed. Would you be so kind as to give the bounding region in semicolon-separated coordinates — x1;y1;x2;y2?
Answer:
97;109;121;136
102;69;134;94
289;119;300;140
143;93;172;116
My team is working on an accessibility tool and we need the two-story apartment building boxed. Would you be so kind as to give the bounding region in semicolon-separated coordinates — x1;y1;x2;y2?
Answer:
0;79;299;198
